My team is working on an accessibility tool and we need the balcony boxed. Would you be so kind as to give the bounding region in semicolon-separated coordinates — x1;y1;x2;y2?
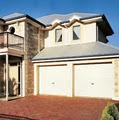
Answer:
0;32;24;52
0;32;24;100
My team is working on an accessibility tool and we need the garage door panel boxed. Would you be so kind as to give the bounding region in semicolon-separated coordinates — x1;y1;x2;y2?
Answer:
39;66;68;96
75;63;114;98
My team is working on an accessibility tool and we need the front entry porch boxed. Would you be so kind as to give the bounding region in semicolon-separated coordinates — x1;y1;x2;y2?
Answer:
0;55;22;100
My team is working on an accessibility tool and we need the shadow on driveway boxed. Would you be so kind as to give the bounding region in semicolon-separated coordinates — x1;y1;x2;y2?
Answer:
0;114;36;120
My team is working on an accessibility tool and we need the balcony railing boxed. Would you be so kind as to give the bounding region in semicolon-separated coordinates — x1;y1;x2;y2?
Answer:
0;32;24;51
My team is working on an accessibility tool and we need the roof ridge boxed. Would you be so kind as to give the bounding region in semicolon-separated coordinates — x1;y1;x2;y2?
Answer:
37;12;99;19
37;14;66;20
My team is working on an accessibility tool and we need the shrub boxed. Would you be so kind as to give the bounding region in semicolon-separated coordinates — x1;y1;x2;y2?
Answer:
115;103;119;111
101;103;119;120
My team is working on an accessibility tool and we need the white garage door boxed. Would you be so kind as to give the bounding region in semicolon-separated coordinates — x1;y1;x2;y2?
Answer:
74;63;114;98
39;65;68;96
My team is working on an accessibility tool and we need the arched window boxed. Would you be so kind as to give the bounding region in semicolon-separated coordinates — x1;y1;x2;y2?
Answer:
9;27;15;34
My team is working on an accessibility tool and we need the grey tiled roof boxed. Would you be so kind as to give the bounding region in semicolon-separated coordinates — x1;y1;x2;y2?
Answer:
2;12;45;26
37;12;99;25
2;13;25;20
32;42;119;61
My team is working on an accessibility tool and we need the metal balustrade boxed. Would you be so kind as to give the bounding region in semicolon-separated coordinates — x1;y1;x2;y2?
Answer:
0;32;24;51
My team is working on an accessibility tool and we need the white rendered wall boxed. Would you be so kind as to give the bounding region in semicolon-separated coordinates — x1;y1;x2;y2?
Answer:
44;22;97;48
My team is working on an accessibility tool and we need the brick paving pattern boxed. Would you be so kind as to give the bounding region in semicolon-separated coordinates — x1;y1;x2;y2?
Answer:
0;96;114;120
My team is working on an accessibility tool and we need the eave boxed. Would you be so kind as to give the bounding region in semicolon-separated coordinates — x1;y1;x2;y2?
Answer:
4;14;45;27
32;54;119;63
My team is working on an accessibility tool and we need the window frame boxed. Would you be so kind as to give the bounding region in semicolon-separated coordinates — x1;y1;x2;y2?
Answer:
55;28;62;42
72;25;80;40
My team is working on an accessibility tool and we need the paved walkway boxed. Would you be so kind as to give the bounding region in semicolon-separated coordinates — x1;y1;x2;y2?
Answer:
0;96;113;120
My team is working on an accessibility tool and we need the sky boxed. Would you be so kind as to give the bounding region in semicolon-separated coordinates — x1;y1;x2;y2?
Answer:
0;0;119;46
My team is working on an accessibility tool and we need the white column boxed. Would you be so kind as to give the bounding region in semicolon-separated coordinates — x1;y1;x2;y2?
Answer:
34;64;39;95
5;54;9;101
22;60;25;97
67;63;73;97
20;61;22;96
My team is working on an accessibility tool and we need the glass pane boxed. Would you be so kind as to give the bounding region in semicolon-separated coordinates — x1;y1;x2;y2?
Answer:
9;64;19;97
73;26;80;40
55;29;62;42
8;56;21;97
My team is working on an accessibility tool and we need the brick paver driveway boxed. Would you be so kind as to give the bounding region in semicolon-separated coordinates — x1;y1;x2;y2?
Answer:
0;96;114;120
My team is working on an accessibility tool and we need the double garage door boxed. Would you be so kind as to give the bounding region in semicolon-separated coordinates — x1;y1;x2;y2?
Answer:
39;63;114;98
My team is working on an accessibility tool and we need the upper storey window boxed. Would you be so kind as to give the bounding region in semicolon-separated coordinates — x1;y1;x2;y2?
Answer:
55;29;62;42
73;25;80;40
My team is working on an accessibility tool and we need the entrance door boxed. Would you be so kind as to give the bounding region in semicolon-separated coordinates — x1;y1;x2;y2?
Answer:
9;63;20;96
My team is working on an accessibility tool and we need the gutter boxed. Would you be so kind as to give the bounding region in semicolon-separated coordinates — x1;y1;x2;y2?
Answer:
32;54;119;63
80;15;103;20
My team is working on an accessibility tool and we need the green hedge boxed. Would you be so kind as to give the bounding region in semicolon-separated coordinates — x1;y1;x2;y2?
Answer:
101;103;119;120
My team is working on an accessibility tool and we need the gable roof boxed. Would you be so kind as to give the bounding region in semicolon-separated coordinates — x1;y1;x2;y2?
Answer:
2;12;45;26
32;42;119;61
37;12;99;26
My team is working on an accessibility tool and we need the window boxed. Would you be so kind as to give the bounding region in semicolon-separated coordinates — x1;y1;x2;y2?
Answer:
73;25;80;40
9;27;15;34
55;29;62;42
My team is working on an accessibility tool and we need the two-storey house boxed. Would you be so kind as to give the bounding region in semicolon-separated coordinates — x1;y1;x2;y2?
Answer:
0;12;119;100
